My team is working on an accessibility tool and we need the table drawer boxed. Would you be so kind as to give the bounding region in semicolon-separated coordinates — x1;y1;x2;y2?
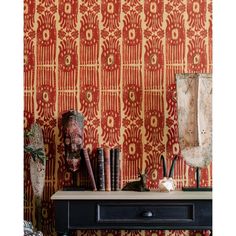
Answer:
68;200;211;229
97;202;194;223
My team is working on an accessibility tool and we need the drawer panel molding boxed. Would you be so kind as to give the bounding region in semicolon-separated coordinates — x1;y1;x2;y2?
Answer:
97;202;195;224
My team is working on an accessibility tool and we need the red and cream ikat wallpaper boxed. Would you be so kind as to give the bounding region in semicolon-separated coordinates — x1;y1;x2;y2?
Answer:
24;0;212;235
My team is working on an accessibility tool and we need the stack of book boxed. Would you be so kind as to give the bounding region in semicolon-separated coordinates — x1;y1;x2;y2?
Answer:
97;147;121;191
81;147;121;191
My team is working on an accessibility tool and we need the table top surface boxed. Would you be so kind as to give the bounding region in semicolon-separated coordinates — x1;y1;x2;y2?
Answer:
51;190;212;200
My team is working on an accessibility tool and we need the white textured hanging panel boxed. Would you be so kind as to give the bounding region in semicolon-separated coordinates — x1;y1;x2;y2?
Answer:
176;74;212;168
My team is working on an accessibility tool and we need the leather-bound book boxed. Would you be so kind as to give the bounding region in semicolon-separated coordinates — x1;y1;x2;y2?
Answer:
97;148;105;191
82;148;97;191
91;151;98;189
114;148;120;191
110;148;115;191
104;147;111;191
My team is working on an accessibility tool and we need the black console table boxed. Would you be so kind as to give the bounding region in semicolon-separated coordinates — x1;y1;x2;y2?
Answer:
51;191;212;236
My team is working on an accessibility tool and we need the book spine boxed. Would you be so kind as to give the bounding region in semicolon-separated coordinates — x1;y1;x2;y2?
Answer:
110;148;115;191
82;148;97;191
97;148;105;191
91;151;98;189
104;147;111;191
114;148;120;191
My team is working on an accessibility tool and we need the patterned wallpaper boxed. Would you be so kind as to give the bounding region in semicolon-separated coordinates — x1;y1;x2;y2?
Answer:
24;0;212;235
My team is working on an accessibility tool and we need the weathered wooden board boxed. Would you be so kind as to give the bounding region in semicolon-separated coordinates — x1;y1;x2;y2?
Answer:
176;74;212;168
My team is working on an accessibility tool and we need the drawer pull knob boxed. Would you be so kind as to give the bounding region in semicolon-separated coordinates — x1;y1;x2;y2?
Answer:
142;211;153;218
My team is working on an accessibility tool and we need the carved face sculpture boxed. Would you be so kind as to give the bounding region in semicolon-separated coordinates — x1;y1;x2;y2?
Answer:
62;111;84;172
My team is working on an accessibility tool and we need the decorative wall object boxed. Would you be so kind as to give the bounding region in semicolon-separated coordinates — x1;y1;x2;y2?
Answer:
62;110;84;189
176;73;212;191
24;123;47;231
24;0;212;235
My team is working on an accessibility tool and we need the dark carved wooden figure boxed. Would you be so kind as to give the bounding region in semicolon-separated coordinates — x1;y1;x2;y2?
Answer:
122;168;150;192
62;110;84;189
